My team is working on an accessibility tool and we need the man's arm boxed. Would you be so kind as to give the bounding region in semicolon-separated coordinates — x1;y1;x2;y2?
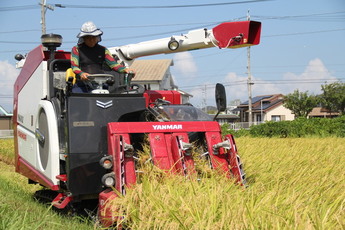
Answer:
71;46;85;76
104;48;128;73
71;46;90;80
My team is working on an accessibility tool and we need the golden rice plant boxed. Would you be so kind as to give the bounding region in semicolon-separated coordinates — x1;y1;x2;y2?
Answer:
106;137;345;230
0;138;14;165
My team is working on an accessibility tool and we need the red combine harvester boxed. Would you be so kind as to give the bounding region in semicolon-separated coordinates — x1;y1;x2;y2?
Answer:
13;21;261;226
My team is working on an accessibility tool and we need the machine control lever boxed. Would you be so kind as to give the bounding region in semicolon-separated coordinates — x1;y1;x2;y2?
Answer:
35;128;45;144
181;141;192;156
212;140;231;154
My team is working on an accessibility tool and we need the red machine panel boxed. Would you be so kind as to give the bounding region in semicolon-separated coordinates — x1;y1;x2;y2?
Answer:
144;90;181;106
212;20;261;48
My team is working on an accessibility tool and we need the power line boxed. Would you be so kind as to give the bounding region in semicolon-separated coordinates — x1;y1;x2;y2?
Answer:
253;11;345;22
180;78;344;90
0;41;39;44
0;20;239;34
54;1;271;9
1;10;344;34
0;29;41;34
264;28;345;38
0;78;343;98
0;10;343;39
0;5;37;11
0;1;271;12
1;26;344;45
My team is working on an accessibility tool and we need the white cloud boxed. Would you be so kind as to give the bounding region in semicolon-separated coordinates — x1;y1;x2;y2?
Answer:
186;83;211;108
224;72;249;100
251;58;335;98
0;60;19;112
172;52;198;82
175;58;339;108
281;58;336;94
200;58;338;105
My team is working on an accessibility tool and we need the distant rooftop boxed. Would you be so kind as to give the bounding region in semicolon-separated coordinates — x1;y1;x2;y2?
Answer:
241;95;272;105
252;99;284;111
0;105;12;116
130;59;173;82
236;94;285;112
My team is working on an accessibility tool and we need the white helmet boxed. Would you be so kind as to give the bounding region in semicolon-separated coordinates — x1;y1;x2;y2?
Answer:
77;21;103;38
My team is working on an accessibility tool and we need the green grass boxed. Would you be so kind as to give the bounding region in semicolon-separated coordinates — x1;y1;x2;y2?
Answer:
1;138;344;229
0;140;94;230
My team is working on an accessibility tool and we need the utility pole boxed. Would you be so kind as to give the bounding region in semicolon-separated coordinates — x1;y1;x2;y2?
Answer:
202;85;207;113
40;0;54;35
246;10;253;127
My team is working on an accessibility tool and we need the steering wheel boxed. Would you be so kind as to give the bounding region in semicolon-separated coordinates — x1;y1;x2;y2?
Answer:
127;83;145;94
87;74;115;86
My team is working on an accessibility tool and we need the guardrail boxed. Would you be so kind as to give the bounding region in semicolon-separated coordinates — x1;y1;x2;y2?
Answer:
0;130;14;139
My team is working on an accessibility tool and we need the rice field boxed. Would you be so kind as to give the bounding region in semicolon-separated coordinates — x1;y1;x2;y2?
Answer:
0;137;344;229
109;137;345;229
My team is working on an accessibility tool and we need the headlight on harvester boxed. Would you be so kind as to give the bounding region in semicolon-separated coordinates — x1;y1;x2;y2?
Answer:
100;156;113;169
168;37;179;51
102;172;116;187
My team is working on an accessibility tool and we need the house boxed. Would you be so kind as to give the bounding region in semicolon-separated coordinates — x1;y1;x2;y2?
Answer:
0;105;12;130
236;94;295;124
210;102;241;125
130;59;192;104
210;114;240;125
130;59;175;90
308;107;340;118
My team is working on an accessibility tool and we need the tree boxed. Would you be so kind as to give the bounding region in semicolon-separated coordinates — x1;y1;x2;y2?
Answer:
283;90;319;118
320;82;345;115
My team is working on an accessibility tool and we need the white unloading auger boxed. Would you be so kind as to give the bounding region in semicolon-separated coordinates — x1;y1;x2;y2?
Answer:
108;20;261;65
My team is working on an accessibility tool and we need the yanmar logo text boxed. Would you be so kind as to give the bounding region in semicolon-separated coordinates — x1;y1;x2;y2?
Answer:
18;130;27;141
152;124;183;130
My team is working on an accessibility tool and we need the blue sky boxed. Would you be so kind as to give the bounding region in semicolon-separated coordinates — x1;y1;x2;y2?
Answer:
0;0;344;112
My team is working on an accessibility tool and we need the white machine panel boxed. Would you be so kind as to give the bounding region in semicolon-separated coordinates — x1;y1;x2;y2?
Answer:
17;61;48;133
17;125;36;167
35;101;60;185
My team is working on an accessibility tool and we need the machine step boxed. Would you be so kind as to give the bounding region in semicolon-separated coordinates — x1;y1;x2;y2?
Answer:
52;193;72;209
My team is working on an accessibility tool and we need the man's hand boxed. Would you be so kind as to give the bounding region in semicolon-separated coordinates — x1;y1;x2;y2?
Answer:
125;68;136;74
80;72;90;80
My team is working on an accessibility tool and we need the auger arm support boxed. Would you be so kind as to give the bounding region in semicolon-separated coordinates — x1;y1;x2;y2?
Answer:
108;20;261;65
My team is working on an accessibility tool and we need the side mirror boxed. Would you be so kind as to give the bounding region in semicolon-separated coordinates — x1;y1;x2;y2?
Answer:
214;83;227;121
215;83;227;112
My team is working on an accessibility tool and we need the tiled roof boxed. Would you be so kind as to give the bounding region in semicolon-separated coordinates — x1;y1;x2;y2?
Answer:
241;95;272;105
0;105;12;116
237;94;284;112
130;59;173;81
252;99;283;111
308;107;340;116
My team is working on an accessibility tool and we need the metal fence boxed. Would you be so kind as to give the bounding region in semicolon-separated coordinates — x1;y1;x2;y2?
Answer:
227;121;265;130
0;130;14;139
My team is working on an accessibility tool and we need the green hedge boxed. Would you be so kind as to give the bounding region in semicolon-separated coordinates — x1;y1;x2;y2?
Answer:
222;116;345;138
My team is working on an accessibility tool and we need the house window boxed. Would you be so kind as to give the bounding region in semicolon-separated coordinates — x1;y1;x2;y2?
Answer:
271;115;281;121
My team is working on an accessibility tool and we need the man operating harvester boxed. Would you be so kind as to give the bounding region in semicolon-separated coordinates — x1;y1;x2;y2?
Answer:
71;21;135;93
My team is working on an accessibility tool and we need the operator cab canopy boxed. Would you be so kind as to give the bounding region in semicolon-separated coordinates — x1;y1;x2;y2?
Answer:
153;104;212;122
